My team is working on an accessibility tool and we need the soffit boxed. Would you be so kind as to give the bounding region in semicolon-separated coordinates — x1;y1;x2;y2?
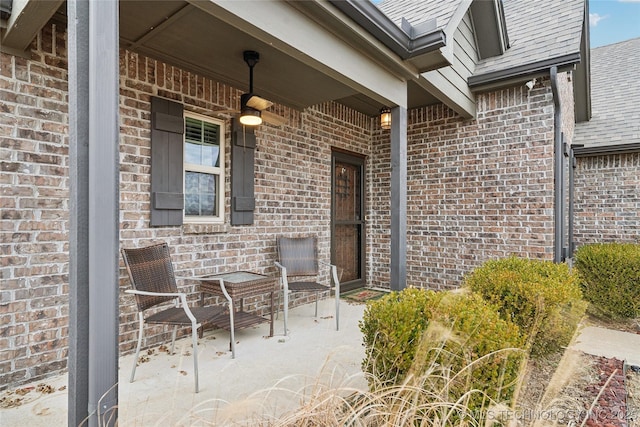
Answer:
120;1;453;115
119;1;362;113
6;0;460;116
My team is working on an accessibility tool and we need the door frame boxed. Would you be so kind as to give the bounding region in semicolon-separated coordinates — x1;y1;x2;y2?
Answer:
331;149;366;292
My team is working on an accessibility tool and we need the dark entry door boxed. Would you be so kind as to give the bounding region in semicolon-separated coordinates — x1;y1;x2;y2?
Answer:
331;151;365;292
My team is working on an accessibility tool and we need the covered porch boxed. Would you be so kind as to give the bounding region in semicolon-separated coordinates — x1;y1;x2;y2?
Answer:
0;0;594;425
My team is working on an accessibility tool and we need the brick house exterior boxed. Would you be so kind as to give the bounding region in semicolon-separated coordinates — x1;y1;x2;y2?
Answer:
1;21;577;389
574;153;640;244
573;38;640;246
2;1;614;396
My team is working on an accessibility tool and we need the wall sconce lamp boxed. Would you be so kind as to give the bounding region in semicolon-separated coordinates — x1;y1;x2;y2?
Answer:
380;107;391;130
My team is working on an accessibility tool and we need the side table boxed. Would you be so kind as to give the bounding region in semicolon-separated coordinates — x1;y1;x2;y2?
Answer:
197;271;277;358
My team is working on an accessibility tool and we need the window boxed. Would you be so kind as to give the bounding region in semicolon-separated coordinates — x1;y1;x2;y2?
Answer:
183;113;224;223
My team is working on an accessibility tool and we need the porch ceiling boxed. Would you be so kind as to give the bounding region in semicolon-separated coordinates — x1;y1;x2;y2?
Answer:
119;0;413;116
121;1;371;113
5;0;446;116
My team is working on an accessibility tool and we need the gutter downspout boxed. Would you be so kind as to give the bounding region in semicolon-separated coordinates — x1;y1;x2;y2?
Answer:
550;66;565;263
568;149;575;259
568;144;583;259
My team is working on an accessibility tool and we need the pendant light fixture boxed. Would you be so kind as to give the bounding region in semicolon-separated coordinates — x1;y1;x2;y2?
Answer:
239;93;262;126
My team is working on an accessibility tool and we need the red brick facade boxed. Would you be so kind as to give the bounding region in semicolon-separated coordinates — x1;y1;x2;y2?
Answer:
2;24;634;389
574;153;640;245
369;84;558;289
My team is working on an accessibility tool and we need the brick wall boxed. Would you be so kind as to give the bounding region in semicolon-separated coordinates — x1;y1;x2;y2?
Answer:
369;82;558;289
2;21;593;389
574;153;640;245
1;23;70;388
117;57;374;353
1;23;374;389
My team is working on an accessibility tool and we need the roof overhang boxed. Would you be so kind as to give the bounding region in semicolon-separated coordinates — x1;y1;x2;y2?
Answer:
468;0;591;124
1;0;64;55
469;0;509;59
468;53;581;90
573;0;591;123
573;143;640;157
328;0;449;72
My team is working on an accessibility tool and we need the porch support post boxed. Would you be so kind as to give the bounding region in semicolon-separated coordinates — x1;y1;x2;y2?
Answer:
68;0;121;425
88;0;120;424
390;106;407;290
67;0;90;425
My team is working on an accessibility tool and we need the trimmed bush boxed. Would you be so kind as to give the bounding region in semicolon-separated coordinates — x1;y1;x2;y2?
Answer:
464;257;587;357
360;288;525;411
574;243;640;319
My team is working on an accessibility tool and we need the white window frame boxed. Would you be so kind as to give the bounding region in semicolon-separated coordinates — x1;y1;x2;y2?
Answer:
183;112;225;224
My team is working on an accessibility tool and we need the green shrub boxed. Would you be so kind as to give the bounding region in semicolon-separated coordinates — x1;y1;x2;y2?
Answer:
574;243;640;319
360;288;525;412
464;257;587;357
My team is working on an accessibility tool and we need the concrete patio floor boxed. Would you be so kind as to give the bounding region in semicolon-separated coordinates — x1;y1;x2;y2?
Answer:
1;299;367;426
5;295;639;427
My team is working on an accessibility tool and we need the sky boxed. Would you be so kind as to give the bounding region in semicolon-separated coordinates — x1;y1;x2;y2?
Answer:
589;0;640;47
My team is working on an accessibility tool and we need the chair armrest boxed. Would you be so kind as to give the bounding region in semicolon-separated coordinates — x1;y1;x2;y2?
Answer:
125;290;198;324
125;290;183;298
318;261;341;291
274;261;288;278
274;261;289;290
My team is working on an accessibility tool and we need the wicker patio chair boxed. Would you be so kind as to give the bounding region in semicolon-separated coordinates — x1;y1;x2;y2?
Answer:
275;236;340;336
121;242;225;393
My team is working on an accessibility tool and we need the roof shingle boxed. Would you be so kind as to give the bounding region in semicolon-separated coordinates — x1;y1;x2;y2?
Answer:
574;38;640;148
377;0;585;79
473;0;584;76
376;0;462;31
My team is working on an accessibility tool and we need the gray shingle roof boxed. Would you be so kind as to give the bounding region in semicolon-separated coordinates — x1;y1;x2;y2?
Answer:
473;0;584;77
574;38;640;148
376;0;462;31
377;0;585;81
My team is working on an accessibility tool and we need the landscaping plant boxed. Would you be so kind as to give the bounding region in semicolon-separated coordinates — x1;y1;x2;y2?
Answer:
360;287;525;418
464;257;587;357
574;242;640;319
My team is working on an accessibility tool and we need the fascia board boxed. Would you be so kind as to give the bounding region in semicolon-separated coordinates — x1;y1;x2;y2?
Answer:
573;143;640;157
328;0;446;60
289;0;420;81
441;0;473;58
468;53;581;90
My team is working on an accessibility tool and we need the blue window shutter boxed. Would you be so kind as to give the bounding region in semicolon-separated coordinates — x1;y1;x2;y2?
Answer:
150;97;184;226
